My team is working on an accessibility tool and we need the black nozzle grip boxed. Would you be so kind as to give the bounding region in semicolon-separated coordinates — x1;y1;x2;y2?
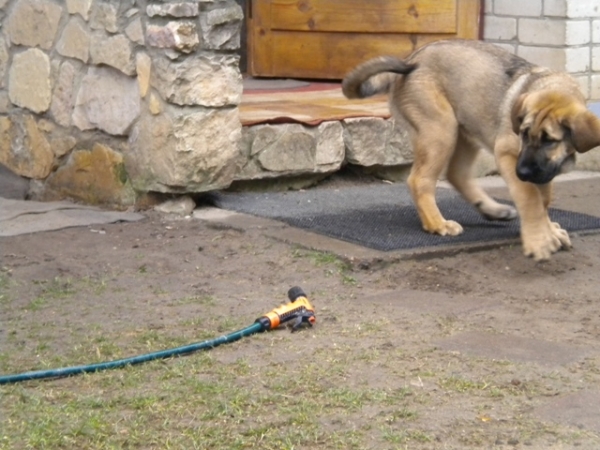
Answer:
287;286;306;302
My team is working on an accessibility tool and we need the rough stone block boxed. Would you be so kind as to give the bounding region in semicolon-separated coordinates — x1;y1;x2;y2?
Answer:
136;52;152;98
257;126;316;172
125;8;138;19
90;33;135;76
152;54;242;107
49;134;77;158
237;121;344;180
0;91;9;114
45;143;135;206
90;2;118;33
66;0;92;21
149;92;162;115
125;17;145;45
7;0;63;50
199;1;244;50
146;22;199;53
154;196;196;216
0;34;7;89
126;106;242;193
56;17;91;63
316;121;345;169
72;66;140;136
50;60;78;128
8;48;52;114
0;114;54;179
147;3;199;18
343;117;413;166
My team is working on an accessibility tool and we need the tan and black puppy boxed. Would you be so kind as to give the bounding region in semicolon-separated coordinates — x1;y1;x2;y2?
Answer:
343;39;600;261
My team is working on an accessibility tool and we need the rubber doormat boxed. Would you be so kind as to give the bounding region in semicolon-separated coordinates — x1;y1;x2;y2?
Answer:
209;184;600;252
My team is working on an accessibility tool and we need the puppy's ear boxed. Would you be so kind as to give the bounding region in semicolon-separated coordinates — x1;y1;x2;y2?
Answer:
565;110;600;153
511;94;527;135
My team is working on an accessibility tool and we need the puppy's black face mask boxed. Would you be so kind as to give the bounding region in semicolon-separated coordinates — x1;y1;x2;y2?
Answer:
515;127;575;185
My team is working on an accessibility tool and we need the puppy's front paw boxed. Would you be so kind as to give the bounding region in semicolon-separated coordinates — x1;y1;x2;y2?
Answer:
550;221;572;249
522;222;571;261
424;219;463;236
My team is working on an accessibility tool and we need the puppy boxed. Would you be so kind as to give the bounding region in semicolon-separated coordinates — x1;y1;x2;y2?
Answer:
342;39;600;261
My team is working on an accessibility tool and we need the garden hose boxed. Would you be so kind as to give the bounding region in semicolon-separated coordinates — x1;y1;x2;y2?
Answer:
0;286;315;385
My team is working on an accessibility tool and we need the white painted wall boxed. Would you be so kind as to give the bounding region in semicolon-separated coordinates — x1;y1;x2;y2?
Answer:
483;0;600;99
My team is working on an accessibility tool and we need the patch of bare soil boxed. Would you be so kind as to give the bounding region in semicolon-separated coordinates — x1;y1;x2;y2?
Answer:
2;209;600;449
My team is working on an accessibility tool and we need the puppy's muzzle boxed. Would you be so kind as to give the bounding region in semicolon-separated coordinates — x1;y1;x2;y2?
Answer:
516;159;555;184
516;144;574;185
516;145;560;184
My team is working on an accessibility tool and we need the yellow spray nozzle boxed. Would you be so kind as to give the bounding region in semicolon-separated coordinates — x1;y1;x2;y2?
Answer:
256;286;316;331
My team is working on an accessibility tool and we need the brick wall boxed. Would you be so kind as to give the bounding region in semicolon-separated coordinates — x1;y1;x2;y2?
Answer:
483;0;600;100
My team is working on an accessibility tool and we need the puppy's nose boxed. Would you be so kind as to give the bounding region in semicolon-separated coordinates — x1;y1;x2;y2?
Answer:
516;164;536;182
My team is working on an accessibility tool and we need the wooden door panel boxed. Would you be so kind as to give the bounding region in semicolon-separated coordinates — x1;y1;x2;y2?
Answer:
270;0;457;34
248;0;481;79
269;31;444;79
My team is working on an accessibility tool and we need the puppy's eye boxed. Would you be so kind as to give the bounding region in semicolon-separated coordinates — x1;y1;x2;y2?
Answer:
540;131;555;144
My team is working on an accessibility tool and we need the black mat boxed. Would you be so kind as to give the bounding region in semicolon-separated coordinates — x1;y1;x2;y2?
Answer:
209;184;600;252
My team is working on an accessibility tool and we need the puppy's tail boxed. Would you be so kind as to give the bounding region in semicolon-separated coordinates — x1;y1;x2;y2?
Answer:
342;56;417;99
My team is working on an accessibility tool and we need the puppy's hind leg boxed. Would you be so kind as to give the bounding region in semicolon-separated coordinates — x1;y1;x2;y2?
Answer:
446;135;517;221
407;120;463;236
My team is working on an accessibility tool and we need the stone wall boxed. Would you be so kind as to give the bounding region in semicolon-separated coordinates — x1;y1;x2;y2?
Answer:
3;1;600;207
483;0;600;100
0;0;244;207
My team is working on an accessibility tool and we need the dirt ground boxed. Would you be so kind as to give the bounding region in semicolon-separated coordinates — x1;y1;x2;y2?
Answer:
2;175;600;449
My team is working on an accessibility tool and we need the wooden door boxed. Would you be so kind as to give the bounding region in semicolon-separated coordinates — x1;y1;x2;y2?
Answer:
247;0;481;79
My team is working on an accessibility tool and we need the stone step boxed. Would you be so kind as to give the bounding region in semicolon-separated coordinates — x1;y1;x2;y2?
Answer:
237;80;413;186
237;86;600;187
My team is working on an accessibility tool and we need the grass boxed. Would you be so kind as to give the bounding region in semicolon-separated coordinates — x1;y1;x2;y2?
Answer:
0;307;424;450
5;324;541;450
3;273;600;449
19;276;111;312
0;271;10;305
0;354;424;449
439;376;491;393
168;294;217;307
33;277;78;299
291;248;358;285
381;427;433;445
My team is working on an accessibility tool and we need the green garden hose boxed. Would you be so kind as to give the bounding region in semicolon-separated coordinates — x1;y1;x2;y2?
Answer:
0;286;315;385
0;323;264;385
